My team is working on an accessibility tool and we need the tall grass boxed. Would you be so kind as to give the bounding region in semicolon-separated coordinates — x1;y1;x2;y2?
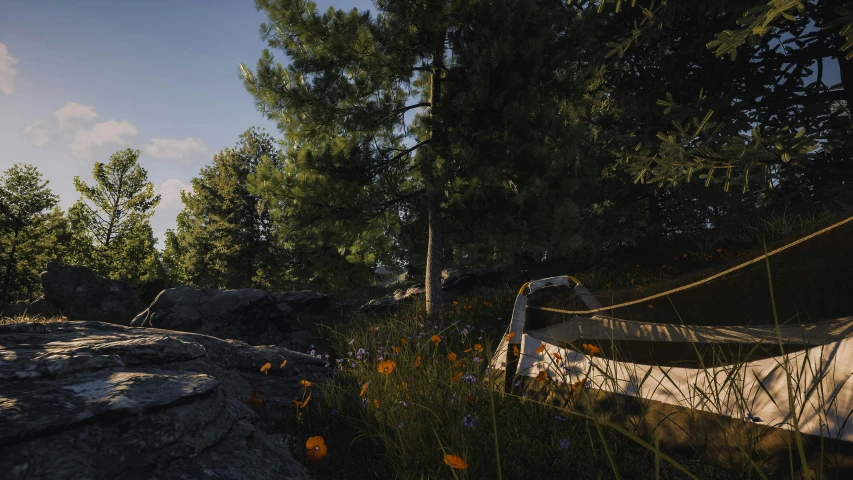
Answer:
289;268;851;478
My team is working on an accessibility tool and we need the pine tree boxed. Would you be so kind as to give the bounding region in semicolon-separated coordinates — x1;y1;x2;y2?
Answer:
241;0;591;316
67;148;162;287
163;127;291;290
0;164;62;305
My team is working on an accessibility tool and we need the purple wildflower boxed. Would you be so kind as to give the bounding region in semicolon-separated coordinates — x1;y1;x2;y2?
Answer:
558;438;570;449
463;415;476;429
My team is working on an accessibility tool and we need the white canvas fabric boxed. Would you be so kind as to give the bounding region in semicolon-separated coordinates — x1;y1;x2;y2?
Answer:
490;275;853;443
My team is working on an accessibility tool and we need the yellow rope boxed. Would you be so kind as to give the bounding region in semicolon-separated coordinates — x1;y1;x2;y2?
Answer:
527;214;853;316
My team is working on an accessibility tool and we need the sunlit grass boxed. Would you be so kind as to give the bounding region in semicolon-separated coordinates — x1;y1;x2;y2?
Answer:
0;312;67;325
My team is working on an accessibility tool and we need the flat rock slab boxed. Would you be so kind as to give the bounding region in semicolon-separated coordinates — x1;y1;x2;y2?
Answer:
0;321;328;479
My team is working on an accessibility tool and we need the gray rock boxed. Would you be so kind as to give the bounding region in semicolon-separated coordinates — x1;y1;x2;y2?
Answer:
358;266;504;314
0;320;325;479
440;265;504;292
289;329;315;349
27;262;142;325
359;285;457;315
131;287;292;346
271;291;330;314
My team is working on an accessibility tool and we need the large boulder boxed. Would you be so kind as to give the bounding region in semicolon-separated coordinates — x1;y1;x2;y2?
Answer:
270;291;330;317
27;262;142;325
0;320;326;479
131;287;292;346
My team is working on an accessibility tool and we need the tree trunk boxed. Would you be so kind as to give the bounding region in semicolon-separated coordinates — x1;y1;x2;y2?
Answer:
104;173;125;249
837;47;853;111
0;228;20;305
424;30;448;321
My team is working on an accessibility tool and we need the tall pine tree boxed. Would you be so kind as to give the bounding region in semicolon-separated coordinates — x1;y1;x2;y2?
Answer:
67;148;162;287
241;0;593;316
163;127;290;290
0;164;63;305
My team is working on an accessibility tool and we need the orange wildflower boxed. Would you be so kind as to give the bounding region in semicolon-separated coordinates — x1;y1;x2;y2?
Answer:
398;382;408;391
374;399;380;409
453;301;459;305
553;352;562;361
360;382;369;396
451;372;464;382
447;352;457;361
536;370;548;383
280;359;287;369
400;337;408;344
536;343;546;354
443;454;469;469
414;356;422;367
300;379;312;388
505;332;516;341
431;335;442;345
378;359;396;375
394;346;400;353
582;343;602;355
305;436;327;463
293;393;312;408
513;345;520;356
474;344;483;352
463;347;472;353
260;362;271;375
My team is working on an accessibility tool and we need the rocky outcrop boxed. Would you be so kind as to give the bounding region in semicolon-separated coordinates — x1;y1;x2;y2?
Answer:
440;265;504;292
131;287;292;347
358;266;504;314
271;291;330;316
0;320;325;480
359;285;429;315
27;262;142;325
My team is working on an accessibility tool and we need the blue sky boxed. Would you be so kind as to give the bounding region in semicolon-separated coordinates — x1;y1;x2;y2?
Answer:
0;0;373;250
0;1;843;252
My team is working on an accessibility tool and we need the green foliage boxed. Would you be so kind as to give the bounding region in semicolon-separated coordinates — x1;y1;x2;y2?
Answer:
0;164;64;304
241;0;604;287
66;148;162;288
163;127;295;290
575;0;853;202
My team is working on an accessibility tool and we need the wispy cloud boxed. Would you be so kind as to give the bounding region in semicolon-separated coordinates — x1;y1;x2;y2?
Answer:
143;137;209;161
68;119;139;158
55;102;100;130
151;178;193;246
22;120;50;147
0;43;19;96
